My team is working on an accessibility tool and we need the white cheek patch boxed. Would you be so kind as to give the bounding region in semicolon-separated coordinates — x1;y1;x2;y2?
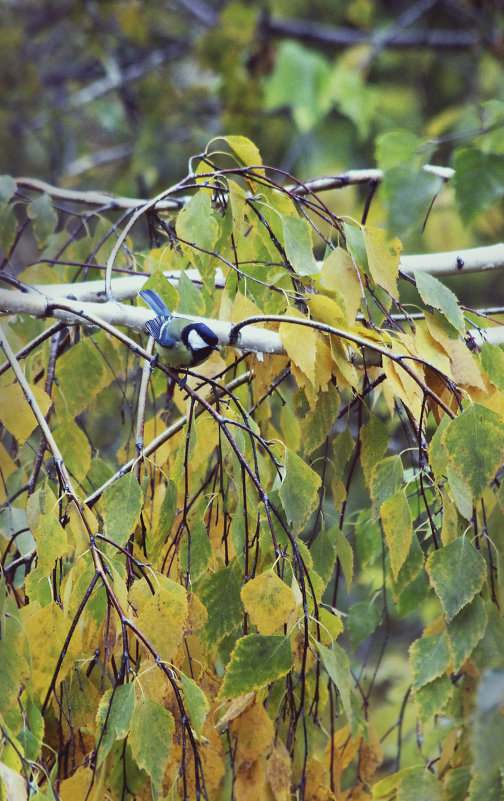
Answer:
188;329;209;351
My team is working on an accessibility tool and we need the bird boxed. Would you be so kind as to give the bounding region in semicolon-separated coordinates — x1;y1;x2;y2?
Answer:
139;289;219;368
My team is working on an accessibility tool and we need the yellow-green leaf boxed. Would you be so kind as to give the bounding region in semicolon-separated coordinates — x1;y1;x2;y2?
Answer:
278;447;321;533
317;641;352;720
442;404;504;501
95;683;135;764
54;419;91;483
218;635;293;700
409;631;450;688
241;571;297;635
447;596;487;670
180;672;209;737
99;473;142;548
133;573;188;659
129;695;174;792
426;536;486;621
281;214;320;276
414;269;464;334
381;489;412;580
197;565;243;646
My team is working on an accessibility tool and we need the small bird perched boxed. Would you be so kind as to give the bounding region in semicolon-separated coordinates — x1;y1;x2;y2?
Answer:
139;289;219;368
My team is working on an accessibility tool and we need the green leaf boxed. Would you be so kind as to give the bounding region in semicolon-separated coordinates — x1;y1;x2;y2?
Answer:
28;193;58;247
414;675;452;725
180;520;212;583
443;404;504;501
328;63;378;139
55;337;109;419
218;635;293;700
0;174;16;202
100;473;142;548
443;766;470;801
177;269;206;316
470;670;504;791
281;214;319;276
375;130;427;170
426;537;486;621
343;221;368;272
397;766;443;801
409;631;450;688
301;383;340;454
369;455;403;521
0;613;27;718
453;148;504;224
310;526;337;584
480;342;504;390
380;167;443;234
177;187;220;293
176;190;219;259
317;641;352;720
129;695;174;794
360;415;389;487
413;270;464;334
158;479;177;536
54;419;92;483
278;447;321;534
348;600;380;651
95;683;135;764
17;697;44;761
180;672;209;737
447;596;488;670
263;41;331;132
197;565;244;645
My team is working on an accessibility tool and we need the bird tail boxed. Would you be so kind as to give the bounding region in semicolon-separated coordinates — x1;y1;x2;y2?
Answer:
139;289;172;317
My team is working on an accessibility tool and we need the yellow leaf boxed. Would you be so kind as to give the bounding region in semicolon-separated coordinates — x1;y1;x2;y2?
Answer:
0;442;17;503
230;290;263;324
0;382;51;444
59;766;96;801
362;226;401;296
21;601;82;696
234;759;267;801
130;572;188;660
320;247;363;325
307;294;346;328
216;692;255;729
449;339;486;391
241;571;297;635
266;741;291;801
231;701;274;764
414;322;452;377
305;758;335;801
279;316;317;387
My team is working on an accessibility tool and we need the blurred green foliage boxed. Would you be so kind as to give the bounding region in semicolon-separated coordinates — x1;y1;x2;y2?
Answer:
1;0;503;259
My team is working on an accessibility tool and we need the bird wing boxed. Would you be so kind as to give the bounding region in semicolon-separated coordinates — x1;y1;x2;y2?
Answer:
145;317;177;347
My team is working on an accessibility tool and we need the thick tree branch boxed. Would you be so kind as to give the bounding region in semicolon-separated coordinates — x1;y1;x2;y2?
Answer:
263;15;500;49
13;164;454;211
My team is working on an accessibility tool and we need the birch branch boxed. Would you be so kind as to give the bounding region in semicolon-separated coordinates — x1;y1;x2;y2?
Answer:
1;287;502;355
18;242;504;306
13;163;454;212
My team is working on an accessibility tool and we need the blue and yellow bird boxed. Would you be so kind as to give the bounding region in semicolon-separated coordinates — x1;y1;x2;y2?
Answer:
139;289;219;368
